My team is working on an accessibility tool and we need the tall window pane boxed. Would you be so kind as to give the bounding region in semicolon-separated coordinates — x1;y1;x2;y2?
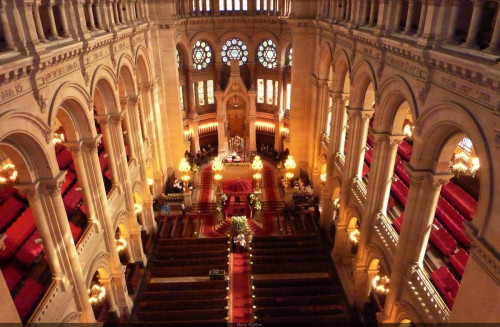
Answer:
193;83;197;107
235;0;240;10
257;79;264;104
207;80;214;104
206;0;210;11
274;81;278;105
286;83;291;110
198;81;205;106
198;0;202;10
263;0;267;10
243;0;248;10
326;111;332;136
256;0;260;10
270;0;274;11
179;86;184;111
219;0;225;10
226;0;232;10
266;80;273;105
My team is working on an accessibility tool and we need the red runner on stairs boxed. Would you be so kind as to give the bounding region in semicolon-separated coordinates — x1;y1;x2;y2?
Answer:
230;252;253;323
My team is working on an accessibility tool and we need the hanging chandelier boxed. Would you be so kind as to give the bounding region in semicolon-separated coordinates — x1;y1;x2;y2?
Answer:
252;155;263;171
350;229;360;244
320;173;327;183
52;132;65;144
88;284;106;304
402;120;413;140
372;275;390;295
179;158;191;183
0;164;18;184
449;138;480;177
212;157;223;182
116;236;127;252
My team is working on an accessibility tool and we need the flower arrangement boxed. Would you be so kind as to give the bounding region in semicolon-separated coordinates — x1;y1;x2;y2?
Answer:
191;163;199;172
220;194;229;207
255;200;262;211
231;216;248;235
216;203;222;212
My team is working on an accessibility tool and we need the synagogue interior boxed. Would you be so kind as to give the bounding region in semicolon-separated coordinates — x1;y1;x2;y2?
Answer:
0;0;499;324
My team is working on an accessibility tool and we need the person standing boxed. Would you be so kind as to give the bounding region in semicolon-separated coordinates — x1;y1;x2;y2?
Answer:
181;202;186;217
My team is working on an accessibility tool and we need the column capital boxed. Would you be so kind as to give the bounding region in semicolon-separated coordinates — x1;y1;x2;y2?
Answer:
346;107;374;121
110;112;124;125
95;114;110;126
405;163;454;188
63;141;83;154
120;96;130;109
14;182;41;200
41;171;67;197
371;131;405;148
82;135;103;153
129;95;141;105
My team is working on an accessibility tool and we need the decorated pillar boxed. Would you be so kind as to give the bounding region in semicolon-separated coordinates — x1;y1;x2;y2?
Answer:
464;0;486;48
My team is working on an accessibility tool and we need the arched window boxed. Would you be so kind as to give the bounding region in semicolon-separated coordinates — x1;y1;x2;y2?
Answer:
257;39;277;69
221;38;249;66
192;40;212;70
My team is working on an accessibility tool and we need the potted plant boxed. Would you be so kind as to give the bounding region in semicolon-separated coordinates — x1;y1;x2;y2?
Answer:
231;216;248;236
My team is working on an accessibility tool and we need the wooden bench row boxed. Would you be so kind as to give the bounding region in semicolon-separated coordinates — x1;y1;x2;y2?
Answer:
255;305;346;318
253;277;333;288
254;294;344;307
251;254;328;264
156;244;228;253
151;257;227;267
146;280;227;291
252;234;319;243
135;308;226;322
250;240;322;249
150;265;227;278
142;289;227;301
253;285;339;297
154;249;228;260
158;237;227;246
136;299;227;311
252;262;330;274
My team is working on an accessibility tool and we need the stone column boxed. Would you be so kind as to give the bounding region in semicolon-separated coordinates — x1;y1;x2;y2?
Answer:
56;1;69;36
464;0;485;48
360;0;369;25
32;2;47;42
368;0;377;25
332;107;373;263
274;109;282;152
416;0;428;36
444;0;461;43
404;0;416;34
353;133;403;304
392;0;403;31
42;176;96;323
94;1;103;28
113;1;120;24
486;7;500;53
190;113;200;154
248;91;257;152
120;97;136;163
0;2;14;50
47;2;61;39
96;115;120;186
87;2;96;30
381;168;453;322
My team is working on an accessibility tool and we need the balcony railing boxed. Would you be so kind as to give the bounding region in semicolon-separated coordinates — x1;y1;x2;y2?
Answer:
334;151;345;174
373;212;399;255
407;265;450;323
180;0;291;17
350;176;366;207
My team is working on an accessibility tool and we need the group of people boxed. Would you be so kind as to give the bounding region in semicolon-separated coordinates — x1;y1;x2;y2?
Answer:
232;233;247;252
184;144;217;167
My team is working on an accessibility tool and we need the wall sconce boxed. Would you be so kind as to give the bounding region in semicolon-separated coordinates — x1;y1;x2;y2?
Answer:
372;275;390;295
350;229;360;244
88;284;106;304
0;164;18;184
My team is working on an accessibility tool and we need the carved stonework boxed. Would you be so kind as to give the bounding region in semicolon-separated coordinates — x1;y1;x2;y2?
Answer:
16;186;40;200
44;182;63;197
470;239;500;286
38;94;47;113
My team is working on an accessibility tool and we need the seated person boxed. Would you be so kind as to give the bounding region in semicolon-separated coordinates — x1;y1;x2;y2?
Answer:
232;151;237;161
234;233;246;252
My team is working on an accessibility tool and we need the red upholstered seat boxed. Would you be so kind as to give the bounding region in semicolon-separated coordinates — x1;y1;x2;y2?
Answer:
429;220;457;256
397;141;412;161
104;169;112;181
387;196;395;210
367;134;374;147
14;279;45;321
394;160;410;185
0;208;36;262
365;147;373;165
390;177;408;207
70;222;82;243
0;186;17;204
0;197;25;231
63;183;82;214
393;213;404;233
362;163;370;178
15;231;44;267
99;152;109;172
3;263;23;291
61;171;76;195
450;249;469;277
441;181;478;221
430;265;460;309
56;148;73;170
435;197;470;247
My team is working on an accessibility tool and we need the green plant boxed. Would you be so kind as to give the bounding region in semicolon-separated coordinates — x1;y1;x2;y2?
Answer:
255;200;262;211
231;216;248;235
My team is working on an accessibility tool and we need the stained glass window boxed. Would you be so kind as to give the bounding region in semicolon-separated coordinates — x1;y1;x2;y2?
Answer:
266;80;273;105
458;137;473;154
198;81;205;106
257;79;264;104
274;81;278;106
207;80;214;104
179;86;184;111
257;39;277;69
221;38;248;66
192;40;212;70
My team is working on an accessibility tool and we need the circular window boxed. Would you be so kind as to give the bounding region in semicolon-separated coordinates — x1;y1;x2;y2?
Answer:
221;38;249;66
257;39;277;69
192;40;212;70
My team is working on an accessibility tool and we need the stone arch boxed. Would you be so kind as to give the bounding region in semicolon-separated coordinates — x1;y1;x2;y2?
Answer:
331;49;351;93
85;252;111;287
217;30;253;62
350;59;378;110
317;41;334;80
189;31;219;61
176;38;192;68
134;48;152;85
117;63;138;99
365;243;391;275
90;64;118;100
394;300;424;324
117;53;138;93
277;33;292;66
52;99;96;144
93;78;120;116
412;102;491;230
113;210;129;232
132;180;144;198
0;111;56;183
48;82;93;133
374;75;419;134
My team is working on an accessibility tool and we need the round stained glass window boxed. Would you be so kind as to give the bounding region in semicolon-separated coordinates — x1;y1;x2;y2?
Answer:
221;38;249;66
192;40;212;70
257;39;277;69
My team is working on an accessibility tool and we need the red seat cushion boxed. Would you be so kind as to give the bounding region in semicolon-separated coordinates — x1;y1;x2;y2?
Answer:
56;148;73;171
362;163;370;178
99;152;109;172
435;197;470;247
0;186;17;204
61;171;76;195
394;160;410;185
387;196;395;210
393;213;404;233
441;181;477;221
13;279;44;321
0;208;36;263
365;147;373;165
0;197;25;231
15;231;44;267
450;249;469;277
367;134;374;147
430;266;460;309
397;141;412;161
390;177;408;207
429;220;457;256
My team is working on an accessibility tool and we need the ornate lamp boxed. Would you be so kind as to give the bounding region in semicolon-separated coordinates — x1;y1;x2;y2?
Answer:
88;283;106;304
212;157;224;192
402;120;414;140
284;156;296;186
372;275;390;295
116;236;127;252
0;164;18;184
349;229;360;244
252;155;263;192
179;158;191;186
320;173;327;183
52;132;65;144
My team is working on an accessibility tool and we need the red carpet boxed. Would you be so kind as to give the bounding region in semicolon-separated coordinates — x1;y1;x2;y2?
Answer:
262;166;277;202
230;252;252;323
200;213;224;237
